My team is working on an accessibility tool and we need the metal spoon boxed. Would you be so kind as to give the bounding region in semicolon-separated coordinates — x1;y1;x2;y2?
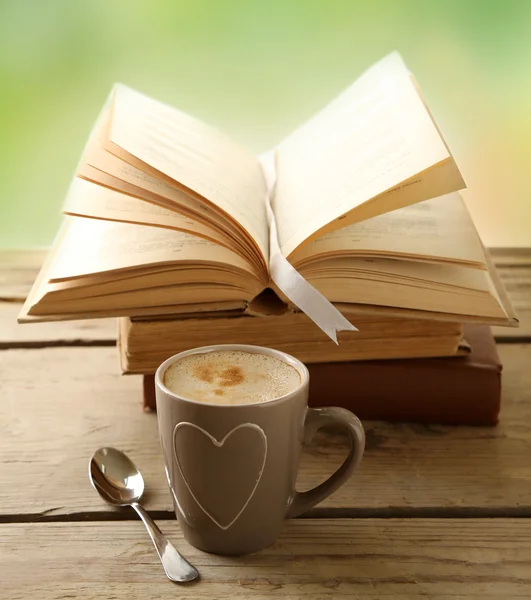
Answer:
89;447;199;583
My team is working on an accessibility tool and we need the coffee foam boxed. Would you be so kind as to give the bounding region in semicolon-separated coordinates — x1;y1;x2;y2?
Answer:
163;350;301;405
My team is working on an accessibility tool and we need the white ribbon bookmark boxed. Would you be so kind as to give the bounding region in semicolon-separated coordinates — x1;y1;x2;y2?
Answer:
259;152;357;344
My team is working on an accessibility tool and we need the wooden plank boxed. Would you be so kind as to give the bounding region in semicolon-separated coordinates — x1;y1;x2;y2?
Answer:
0;302;116;347
492;265;531;339
492;319;531;341
1;519;530;599
1;344;531;519
0;249;46;301
489;247;531;266
498;267;531;311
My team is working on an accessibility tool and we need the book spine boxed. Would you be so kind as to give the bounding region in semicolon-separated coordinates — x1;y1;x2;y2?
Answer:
306;361;501;426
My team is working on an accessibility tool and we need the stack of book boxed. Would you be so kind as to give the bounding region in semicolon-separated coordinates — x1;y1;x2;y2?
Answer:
118;308;469;375
20;53;517;424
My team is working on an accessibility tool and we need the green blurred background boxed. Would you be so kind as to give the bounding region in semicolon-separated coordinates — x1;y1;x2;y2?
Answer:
1;0;530;249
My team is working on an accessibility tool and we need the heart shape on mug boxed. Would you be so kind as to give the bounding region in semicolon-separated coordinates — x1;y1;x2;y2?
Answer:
173;422;268;530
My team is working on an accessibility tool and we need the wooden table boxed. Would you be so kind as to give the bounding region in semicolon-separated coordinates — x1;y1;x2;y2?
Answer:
1;249;531;599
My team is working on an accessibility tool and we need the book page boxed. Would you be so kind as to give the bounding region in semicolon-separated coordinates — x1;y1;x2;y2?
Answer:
273;52;465;257
107;85;269;263
76;101;264;271
78;163;259;268
289;193;486;268
79;105;235;231
75;99;265;273
63;177;239;254
47;217;262;282
299;256;507;320
303;256;493;293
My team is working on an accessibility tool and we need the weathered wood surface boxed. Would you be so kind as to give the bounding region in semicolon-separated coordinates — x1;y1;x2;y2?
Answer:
0;302;115;347
1;250;531;600
1;344;530;519
2;519;530;599
0;249;46;301
489;247;531;266
492;260;531;339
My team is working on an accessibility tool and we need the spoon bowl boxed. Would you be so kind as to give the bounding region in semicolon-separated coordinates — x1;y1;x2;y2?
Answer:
89;447;145;505
89;447;199;583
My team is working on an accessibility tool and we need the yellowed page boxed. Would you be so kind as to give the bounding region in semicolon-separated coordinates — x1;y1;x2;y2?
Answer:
273;52;465;257
107;84;269;262
341;158;465;227
78;161;236;237
302;256;491;292
76;105;264;272
79;105;236;232
75;101;263;266
290;193;486;268
299;257;506;320
63;177;237;252
43;268;257;304
47;217;261;282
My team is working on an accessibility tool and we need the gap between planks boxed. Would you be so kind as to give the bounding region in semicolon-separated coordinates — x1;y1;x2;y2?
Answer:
4;505;531;524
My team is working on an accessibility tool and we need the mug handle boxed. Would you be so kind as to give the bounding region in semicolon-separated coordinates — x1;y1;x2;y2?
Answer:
287;407;365;518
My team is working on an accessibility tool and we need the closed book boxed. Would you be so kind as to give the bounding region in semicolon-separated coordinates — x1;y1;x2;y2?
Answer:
118;311;468;374
141;325;501;425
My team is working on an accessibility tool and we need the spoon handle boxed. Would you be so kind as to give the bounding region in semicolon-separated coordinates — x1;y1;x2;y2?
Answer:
131;502;199;583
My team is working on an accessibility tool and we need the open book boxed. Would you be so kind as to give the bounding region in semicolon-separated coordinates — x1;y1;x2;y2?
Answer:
20;53;516;327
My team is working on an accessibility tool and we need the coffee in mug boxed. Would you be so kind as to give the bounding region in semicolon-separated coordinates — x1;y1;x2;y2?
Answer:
156;344;365;555
163;349;301;405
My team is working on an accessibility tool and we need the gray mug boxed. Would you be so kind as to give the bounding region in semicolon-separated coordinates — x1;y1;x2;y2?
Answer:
155;344;365;555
